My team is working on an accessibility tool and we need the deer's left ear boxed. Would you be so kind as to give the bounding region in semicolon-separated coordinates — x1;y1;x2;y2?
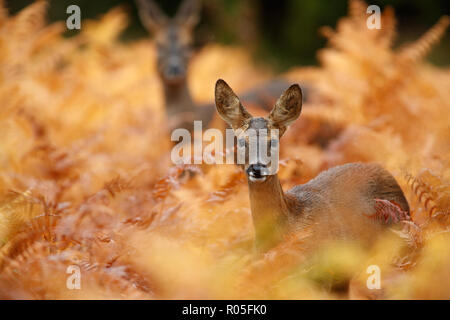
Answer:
175;0;200;29
268;84;302;134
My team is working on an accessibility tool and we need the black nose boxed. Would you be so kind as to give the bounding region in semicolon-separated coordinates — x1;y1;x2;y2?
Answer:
247;164;266;178
167;64;183;76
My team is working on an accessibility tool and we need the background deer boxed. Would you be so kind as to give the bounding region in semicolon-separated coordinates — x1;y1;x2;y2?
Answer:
215;79;410;252
136;0;294;132
136;0;202;132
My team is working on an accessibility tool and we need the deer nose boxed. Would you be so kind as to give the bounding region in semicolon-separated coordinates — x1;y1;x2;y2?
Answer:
167;64;183;77
165;55;185;78
247;164;268;182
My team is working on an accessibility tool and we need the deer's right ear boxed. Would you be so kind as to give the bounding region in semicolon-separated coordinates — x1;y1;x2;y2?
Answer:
175;0;200;29
136;0;168;32
215;79;252;130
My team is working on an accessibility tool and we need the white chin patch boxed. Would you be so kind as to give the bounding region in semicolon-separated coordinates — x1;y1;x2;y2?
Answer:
249;175;267;183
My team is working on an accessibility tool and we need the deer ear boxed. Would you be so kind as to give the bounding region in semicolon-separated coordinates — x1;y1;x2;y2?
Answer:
268;84;302;134
175;0;200;29
215;79;252;130
136;0;168;32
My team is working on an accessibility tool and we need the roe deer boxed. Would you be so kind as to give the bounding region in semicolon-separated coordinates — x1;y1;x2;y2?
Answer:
214;79;410;252
136;0;202;132
136;0;293;132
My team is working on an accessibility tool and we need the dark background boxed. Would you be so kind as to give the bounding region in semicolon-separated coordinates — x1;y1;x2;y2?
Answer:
5;0;450;71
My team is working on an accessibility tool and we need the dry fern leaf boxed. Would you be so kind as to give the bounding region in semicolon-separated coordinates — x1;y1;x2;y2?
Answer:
206;170;245;204
82;7;129;46
404;170;450;219
0;190;42;248
397;16;450;63
301;105;352;127
9;0;48;40
0;0;8;27
379;6;397;47
391;220;423;249
104;176;133;198
371;198;410;224
348;0;367;26
152;165;200;202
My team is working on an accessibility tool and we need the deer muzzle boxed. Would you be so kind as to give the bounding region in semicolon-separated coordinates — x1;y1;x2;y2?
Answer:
247;164;269;183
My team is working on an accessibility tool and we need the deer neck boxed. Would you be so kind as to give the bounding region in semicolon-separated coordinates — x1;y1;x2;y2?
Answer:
162;78;198;131
247;174;290;251
162;78;195;116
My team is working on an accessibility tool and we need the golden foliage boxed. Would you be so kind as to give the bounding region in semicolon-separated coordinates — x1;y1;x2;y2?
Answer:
0;0;449;299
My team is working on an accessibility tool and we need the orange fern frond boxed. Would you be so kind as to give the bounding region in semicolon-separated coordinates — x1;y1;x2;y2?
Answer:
368;198;410;224
0;190;42;248
348;0;367;25
82;7;129;46
10;0;48;39
104;176;133;198
379;6;397;47
397;16;450;63
0;0;8;26
152;165;200;202
206;170;245;204
405;172;438;218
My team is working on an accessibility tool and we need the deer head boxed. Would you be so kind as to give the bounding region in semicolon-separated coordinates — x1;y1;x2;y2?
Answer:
136;0;200;84
215;79;303;182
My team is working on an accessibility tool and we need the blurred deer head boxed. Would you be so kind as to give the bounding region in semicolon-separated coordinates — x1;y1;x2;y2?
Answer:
215;79;303;182
136;0;200;84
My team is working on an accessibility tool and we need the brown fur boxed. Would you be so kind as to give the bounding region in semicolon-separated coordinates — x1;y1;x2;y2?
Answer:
284;162;410;251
